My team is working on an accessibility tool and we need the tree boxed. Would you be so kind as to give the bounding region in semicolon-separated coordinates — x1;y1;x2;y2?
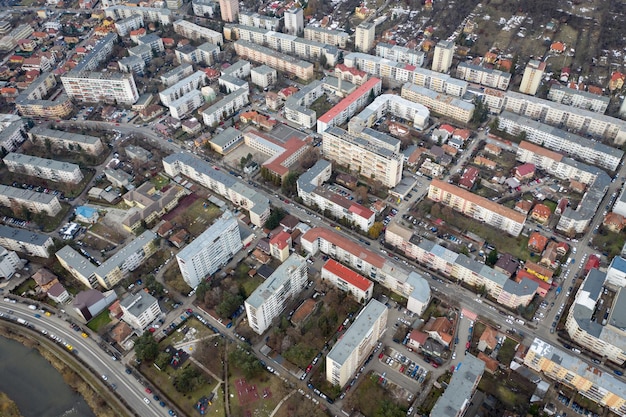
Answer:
216;292;243;319
134;332;159;362
264;207;287;229
173;365;202;393
471;97;488;124
368;222;385;239
144;275;164;296
196;280;211;301
155;351;172;370
486;248;498;267
281;172;299;196
319;53;327;69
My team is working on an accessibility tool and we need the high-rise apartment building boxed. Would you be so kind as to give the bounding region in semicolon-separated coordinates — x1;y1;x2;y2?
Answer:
284;7;303;35
61;72;139;105
519;59;545;95
218;0;238;22
355;21;376;52
176;212;243;288
431;40;454;73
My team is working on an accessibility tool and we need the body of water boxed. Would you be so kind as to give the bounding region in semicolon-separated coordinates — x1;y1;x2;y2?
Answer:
0;336;96;417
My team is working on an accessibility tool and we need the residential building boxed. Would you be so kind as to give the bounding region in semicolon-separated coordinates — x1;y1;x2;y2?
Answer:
201;88;249;127
233;40;314;80
326;299;387;387
15;72;73;119
0;184;62;216
431;354;485;417
334;64;368;86
348;93;429;133
119;56;145;75
4;153;83;184
245;254;308;334
0;225;53;258
283;80;324;128
159;71;206;106
120;292;161;330
208;127;244;154
321;259;374;303
121;181;185;233
432;40;454;73
61;71;139;105
0;118;26;153
28;126;104;155
161;63;194;86
221;59;251;79
251;65;277;88
557;171;610;234
238;11;281;31
524;337;626;415
163;153;269;226
72;289;117;321
104;6;172;25
115;15;144;37
499;111;623;172
72;32;118;73
56;231;158;289
218;75;248;93
284;7;303;35
343;52;422;86
166;0;182;9
401;83;475;124
321;126;403;188
547;84;610;113
192;0;217;18
173;19;223;45
243;130;310;182
168;89;204;119
0;247;21;279
375;42;425;66
519;60;545;95
456;62;511;90
355;21;376;52
218;0;238;22
304;25;348;48
47;282;70;303
137;33;165;54
176;212;243;288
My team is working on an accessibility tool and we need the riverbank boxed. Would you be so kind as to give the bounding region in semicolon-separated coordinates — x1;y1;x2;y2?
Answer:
0;323;123;417
0;392;23;417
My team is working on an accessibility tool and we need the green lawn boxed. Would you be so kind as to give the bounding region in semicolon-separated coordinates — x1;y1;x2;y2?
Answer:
12;278;36;297
241;276;264;297
497;337;518;365
227;364;288;417
150;174;170;190
164;263;192;295
181;200;222;237
87;309;112;331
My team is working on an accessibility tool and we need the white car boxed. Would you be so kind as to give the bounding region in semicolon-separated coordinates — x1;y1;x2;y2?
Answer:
452;352;456;360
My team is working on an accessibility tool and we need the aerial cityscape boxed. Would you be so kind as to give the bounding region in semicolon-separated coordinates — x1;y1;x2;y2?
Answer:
0;0;625;416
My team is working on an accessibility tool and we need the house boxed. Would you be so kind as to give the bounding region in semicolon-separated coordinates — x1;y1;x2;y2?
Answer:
408;330;428;351
452;128;471;142
110;321;133;346
279;215;300;232
473;156;496;170
120;292;162;330
157;221;174;237
604;212;626;233
72;289;117;322
569;180;586;194
169;229;189;248
458;167;479;190
484;143;501;156
442;144;458;157
32;268;59;292
530;203;551;224
477;352;499;374
550;42;565;54
524;261;553;282
540;241;559;269
528;232;548;253
47;282;70;303
291;299;317;327
75;206;99;224
478;327;498;352
494;253;520;277
423;316;454;347
269;230;292;262
609;72;625;92
252;248;271;264
556;198;569;215
556;242;569;256
484;52;498;64
514;163;535;181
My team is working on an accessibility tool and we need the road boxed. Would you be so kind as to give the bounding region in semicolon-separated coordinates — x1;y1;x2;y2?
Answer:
0;300;175;417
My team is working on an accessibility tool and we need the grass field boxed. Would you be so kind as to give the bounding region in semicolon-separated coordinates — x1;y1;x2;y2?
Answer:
151;175;170;190
227;366;288;417
173;199;222;238
87;309;112;332
163;263;192;295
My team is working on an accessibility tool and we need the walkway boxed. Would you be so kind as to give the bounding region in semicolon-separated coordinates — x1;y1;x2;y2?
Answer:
268;390;296;417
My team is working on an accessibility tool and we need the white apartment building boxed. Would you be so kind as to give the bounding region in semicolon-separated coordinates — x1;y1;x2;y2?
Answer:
168;89;204;120
322;126;404;188
238;11;280;30
72;33;118;73
348;93;429;133
375;42;425;67
0;225;53;258
503;91;626;144
355;21;376;52
176;212;243;288
0;247;21;280
115;15;144;36
499;111;623;171
431;355;485;417
558;171;610;235
159;71;206;106
119;56;145;75
120;292;162;330
222;59;251;78
401;83;475;124
321;259;374;303
161;63;194;86
105;6;173;25
218;75;248;93
173;19;223;45
304;25;349;48
245;254;308;334
326;299;387;387
519;60;545;95
128;44;152;64
162;153;269;226
251;65;277;88
456;62;511;90
283;80;324;128
0;184;62;216
137;33;165;54
201;88;249;126
284;6;303;35
0;118;27;153
233;40;314;81
192;0;217;17
432;40;454;73
61;71;139;105
4;153;83;184
428;180;526;236
547;84;610;113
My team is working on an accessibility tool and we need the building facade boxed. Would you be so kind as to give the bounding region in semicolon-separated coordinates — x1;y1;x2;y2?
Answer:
0;184;62;216
120;292;162;330
431;40;454;73
355;22;375;52
519;60;545;95
321;259;374;303
0;225;53;258
61;72;139;105
3;153;83;184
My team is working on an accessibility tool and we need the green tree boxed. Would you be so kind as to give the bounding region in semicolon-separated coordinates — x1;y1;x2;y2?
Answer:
368;222;385;239
173;365;202;393
216;292;243;319
144;275;164;296
229;345;263;379
134;332;159;362
196;280;211;301
281;172;299;196
155;351;172;370
486;248;498;267
264;207;287;229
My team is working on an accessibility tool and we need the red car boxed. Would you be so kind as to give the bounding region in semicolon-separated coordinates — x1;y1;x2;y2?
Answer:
145;388;152;394
306;365;313;373
378;352;384;359
431;362;439;368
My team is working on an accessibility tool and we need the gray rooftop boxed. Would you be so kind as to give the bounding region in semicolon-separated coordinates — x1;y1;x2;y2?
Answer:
327;299;387;366
4;152;79;173
297;159;331;194
457;61;511;80
73;32;117;73
407;271;431;304
30;126;101;146
549;83;610;104
0;184;57;205
219;74;248;88
246;253;307;308
0;224;51;246
221;59;250;76
201;88;249;117
161;63;193;80
252;64;276;76
234;40;313;70
503;276;539;297
325;126;402;160
210;127;242;148
403;83;475;111
431;354;485;417
120;291;158;317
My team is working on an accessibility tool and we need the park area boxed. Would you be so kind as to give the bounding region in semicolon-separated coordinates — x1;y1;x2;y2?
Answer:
162;195;222;238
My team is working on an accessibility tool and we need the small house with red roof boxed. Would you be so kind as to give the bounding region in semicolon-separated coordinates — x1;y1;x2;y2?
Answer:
514;163;535;181
453;128;471;142
269;230;292;262
609;72;625;91
584;255;600;274
478;327;498;352
321;259;373;302
550;42;566;54
458;167;479;190
408;330;428;351
604;212;626;233
540;241;559;269
531;203;551;224
484;52;498;64
528;232;548;253
556;242;569;256
423;317;454;348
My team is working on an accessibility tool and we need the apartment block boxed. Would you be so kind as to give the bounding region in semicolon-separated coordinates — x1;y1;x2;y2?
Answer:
284;6;303;35
176;212;242;288
375;42;425;67
173;19;223;45
317;77;382;133
239;11;280;30
192;0;217;18
432;40;454;73
105;6;173;25
502;91;626;144
233;40;314;80
321;259;374;303
428;180;526;236
431;354;484;417
519;60;545;95
343;52;420;87
221;59;251;79
4;153;83;184
244;130;309;182
128;43;153;64
547;84;610;113
201;88;249;127
0;247;21;279
218;0;238;22
168;89;204;119
137;33;165;54
401;83;475;124
0;184;62;216
283;80;324;128
121;181;185;233
120;292;162;330
524;337;626;415
162;153;269;226
115;15;143;37
304;25;349;48
0;225;53;258
15;72;73;119
61;71;139;105
159;70;206;106
160;63;194;86
119;56;145;75
245;254;308;334
56;231;158;289
456;62;511;90
326;300;387;387
0;118;26;153
251;65;277;88
322;126;403;188
72;32;118;73
348;93;429;134
557;172;609;234
355;21;376;52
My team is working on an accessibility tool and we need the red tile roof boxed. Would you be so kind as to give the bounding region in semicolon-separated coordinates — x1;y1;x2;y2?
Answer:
302;227;385;268
323;259;372;292
318;77;381;123
270;230;291;250
335;63;367;78
515;163;535;177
